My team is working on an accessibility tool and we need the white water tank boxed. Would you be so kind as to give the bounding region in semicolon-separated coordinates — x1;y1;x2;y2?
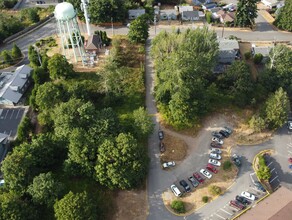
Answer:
54;2;76;21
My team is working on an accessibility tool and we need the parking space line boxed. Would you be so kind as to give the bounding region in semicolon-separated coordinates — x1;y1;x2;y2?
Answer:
270;176;278;183
287;143;292;148
220;208;232;215
267;162;273;167
16;109;21;119
288;151;292;154
270;168;275;173
4;110;9;119
10;110;14;119
215;213;226;220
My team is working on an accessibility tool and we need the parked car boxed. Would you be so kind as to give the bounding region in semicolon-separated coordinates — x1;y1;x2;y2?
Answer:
289;164;292;170
211;131;224;139
219;129;230;138
241;191;256;201
287;120;292;132
210;142;222;148
193;172;204;183
171;184;182;197
212;137;223;145
288;158;292;163
224;126;233;135
180;180;191;193
236;195;251;206
159;142;165;153
208;159;221;167
0;179;4;187
232;154;241;167
206;164;218;173
158;130;164;140
254;181;266;192
210;148;222;154
210;153;222;160
188;176;199;187
162;161;175;169
200;169;212;179
229;200;245;210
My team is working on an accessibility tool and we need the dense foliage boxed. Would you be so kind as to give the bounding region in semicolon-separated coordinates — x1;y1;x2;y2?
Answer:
0;14;24;44
151;28;219;129
171;200;185;213
128;14;149;43
235;0;258;27
0;0;17;9
274;0;292;31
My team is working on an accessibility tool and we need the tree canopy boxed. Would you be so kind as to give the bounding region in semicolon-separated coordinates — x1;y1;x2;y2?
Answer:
128;14;149;43
48;54;74;80
274;0;292;31
235;0;258;27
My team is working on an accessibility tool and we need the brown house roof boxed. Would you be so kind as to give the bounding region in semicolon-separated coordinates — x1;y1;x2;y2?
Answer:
238;186;292;220
85;34;102;50
221;12;235;22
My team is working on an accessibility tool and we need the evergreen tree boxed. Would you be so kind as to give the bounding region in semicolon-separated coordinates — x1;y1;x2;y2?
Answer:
275;0;292;31
11;43;22;59
235;0;258;27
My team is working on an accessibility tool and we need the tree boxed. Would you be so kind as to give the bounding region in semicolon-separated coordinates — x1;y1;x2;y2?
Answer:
249;115;266;132
88;0;125;23
11;43;22;59
20;8;40;23
235;0;258;27
32;66;49;85
16;116;33;143
95;133;148;189
27;172;64;206
128;14;149;43
1;50;12;64
48;54;74;80
253;53;263;64
131;107;154;139
54;191;97;220
257;166;271;180
264;87;290;129
274;0;292;31
28;45;41;68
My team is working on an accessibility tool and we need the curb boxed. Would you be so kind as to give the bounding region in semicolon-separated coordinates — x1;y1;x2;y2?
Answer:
0;52;26;71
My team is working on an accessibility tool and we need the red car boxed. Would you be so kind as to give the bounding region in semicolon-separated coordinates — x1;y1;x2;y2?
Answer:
193;172;204;183
210;142;222;148
288;158;292;163
206;164;218;174
229;200;245;210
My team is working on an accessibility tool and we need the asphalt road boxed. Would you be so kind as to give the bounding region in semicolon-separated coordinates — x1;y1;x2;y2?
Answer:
0;108;25;138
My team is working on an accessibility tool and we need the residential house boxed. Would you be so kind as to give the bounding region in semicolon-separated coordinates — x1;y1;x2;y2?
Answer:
261;0;279;9
0;65;32;105
192;0;206;6
219;12;235;24
210;8;224;19
160;9;177;20
84;34;102;53
177;5;194;13
251;44;273;63
202;2;217;10
128;9;145;19
0;133;9;164
218;38;240;63
182;10;200;21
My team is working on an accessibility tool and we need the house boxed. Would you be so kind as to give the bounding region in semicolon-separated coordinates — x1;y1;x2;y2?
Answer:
218;39;240;63
177;5;194;13
251;44;273;63
238;186;292;220
85;34;102;53
0;65;32;105
160;9;177;20
0;133;9;163
182;10;200;21
261;0;279;9
192;0;207;6
210;8;224;19
128;9;145;19
219;12;235;23
202;2;217;10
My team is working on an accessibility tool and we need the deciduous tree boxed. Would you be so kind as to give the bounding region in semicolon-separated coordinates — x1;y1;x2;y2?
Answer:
274;0;292;31
128;14;149;43
48;54;74;80
235;0;258;27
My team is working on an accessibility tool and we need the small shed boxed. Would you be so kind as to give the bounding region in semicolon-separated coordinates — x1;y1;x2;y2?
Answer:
160;9;177;20
128;9;145;20
85;34;102;53
251;44;273;63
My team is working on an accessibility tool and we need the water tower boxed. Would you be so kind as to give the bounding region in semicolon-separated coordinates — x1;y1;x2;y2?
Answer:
54;2;86;65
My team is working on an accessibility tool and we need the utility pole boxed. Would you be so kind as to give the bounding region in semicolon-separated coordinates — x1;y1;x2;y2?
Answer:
34;45;42;66
80;0;91;36
154;15;157;35
111;17;114;36
221;21;225;38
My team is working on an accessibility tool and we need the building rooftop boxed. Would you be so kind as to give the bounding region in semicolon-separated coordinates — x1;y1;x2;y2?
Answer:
218;39;239;50
85;34;102;50
239;187;292;220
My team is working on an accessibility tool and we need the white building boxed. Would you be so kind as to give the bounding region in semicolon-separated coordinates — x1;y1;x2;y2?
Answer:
261;0;279;9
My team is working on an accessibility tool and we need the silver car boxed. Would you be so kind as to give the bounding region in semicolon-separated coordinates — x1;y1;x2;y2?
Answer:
210;153;222;160
200;169;212;179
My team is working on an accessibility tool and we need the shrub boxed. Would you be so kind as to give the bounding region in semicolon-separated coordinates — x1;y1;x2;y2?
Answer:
244;52;251;60
256;155;271;180
223;160;232;171
254;53;263;64
208;185;222;196
202;196;209;203
206;12;212;24
171;200;185;213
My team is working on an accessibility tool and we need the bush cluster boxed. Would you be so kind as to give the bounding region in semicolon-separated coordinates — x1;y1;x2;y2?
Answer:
171;200;185;213
208;185;222;196
223;160;232;171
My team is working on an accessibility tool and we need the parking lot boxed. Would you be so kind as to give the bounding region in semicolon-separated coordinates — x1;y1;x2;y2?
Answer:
264;154;281;191
0;108;26;138
203;184;267;220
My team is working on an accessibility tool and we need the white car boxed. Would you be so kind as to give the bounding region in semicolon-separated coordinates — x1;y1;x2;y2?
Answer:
212;137;223;145
241;191;256;201
162;161;176;168
210;148;222;154
208;159;221;167
210;153;222;160
171;184;182;197
200;169;212;179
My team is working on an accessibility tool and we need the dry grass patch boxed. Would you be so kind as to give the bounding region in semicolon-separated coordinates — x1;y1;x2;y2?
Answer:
160;133;188;162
